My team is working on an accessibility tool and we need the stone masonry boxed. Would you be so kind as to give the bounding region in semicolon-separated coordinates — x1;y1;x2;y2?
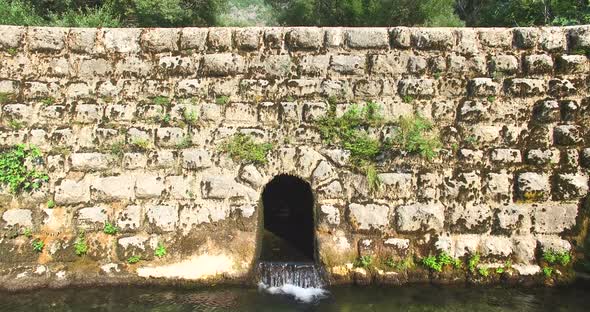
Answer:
0;25;589;289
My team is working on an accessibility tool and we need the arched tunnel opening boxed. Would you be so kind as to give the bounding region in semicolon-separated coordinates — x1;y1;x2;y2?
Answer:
259;174;315;263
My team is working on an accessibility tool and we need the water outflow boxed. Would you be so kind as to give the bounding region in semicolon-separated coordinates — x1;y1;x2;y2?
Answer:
257;261;324;288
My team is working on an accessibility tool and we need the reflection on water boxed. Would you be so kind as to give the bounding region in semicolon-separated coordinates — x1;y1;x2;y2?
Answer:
1;282;589;312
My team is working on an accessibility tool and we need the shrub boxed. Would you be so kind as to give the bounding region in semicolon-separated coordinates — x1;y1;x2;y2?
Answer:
354;255;373;268
0;0;44;26
219;133;273;164
48;3;121;27
74;233;88;256
103;222;118;235
393;114;442;160
0;144;49;194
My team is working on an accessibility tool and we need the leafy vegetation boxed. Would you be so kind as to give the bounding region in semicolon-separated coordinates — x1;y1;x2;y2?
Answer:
74;233;88;256
0;93;14;104
219;133;273;165
468;253;480;273
130;138;151;151
543;250;571;266
155;243;167;258
384;256;414;271
32;239;44;252
0;144;49;194
421;252;461;272
354;255;373;268
215;95;230;105
23;228;32;238
153;96;172;107
393;114;442;160
1;0;588;28
543;266;554;277
103;222;118;235
110;141;126;158
478;267;490;277
127;255;141;264
46;199;55;208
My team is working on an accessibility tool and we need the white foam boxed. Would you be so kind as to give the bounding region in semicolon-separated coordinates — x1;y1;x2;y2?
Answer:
258;282;328;303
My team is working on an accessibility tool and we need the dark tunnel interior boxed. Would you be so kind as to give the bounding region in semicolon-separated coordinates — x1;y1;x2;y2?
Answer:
259;174;315;263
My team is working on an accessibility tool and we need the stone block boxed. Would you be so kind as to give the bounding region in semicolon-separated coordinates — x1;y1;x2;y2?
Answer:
264;28;283;49
91;176;135;201
553;125;581;146
182;148;212;169
76;207;108;230
556;55;588;74
505;78;546;97
235;28;261;50
398;78;435;97
55;180;90;205
526;149;560;166
490;55;519;74
514;28;539;49
225;102;257;125
496;205;530;232
533;100;560;123
516;172;550;201
117;205;142;232
370;53;410;75
481;236;512;257
287;28;323;50
539;27;566;52
568;26;590;51
346;28;389;49
349;203;391;231
468;78;500;97
299;55;330;76
553;173;589;200
512;236;537;263
2;209;33;228
537;235;571;253
70;153;113;171
180;28;208;51
201;175;256;200
146;205;178;233
142;28;179;52
524;54;553;74
0;26;25;49
156;127;185;147
478;29;512;48
302;101;328;122
548;79;577;97
28;27;67;51
411;28;454;50
74;104;103;124
68;28;97;53
207;28;232;51
135;175;165;199
117;235;153;259
396;203;444;233
201;53;245;76
158;56;196;75
376;173;413;200
532;203;578;234
115;56;154;77
330;55;366;75
320;205;341;226
104;28;141;53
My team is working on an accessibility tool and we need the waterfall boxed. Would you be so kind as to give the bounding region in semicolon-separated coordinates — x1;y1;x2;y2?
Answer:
257;261;327;302
257;261;324;288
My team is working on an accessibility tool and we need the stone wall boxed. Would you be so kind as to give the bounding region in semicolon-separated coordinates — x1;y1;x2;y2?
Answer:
0;25;589;290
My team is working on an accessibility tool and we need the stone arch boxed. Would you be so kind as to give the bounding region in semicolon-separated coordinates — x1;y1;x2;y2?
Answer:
258;174;316;262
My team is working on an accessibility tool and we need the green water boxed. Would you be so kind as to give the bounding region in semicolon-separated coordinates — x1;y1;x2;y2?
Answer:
1;283;589;311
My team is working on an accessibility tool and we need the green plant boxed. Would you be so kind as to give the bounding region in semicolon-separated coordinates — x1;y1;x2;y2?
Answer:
478;267;490;277
422;255;442;272
41;97;56;106
219;133;273;165
8;120;23;130
182;108;198;126
543;266;553;277
46;199;55;208
153;96;171;107
7;48;18;56
354;255;373;268
543;250;571;266
110;141;126;158
215;95;229;105
393;114;442;160
0;144;49;193
74;233;88;256
103;222;118;235
421;252;460;272
486;96;496;103
433;71;441;80
402;95;414;103
0;92;14;104
465;135;479;146
23;228;32;238
496;260;512;274
131;139;151;151
155;243;167;258
468;253;480;273
32;239;44;252
176;135;192;149
365;163;381;193
127;255;141;264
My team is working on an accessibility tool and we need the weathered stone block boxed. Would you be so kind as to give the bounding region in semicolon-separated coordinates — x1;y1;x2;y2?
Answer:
117;235;153;260
2;209;33;228
91;176;135;201
532;100;560;123
479;29;513;48
201;175;256;200
71;153;113;171
481;236;512;257
142;28;179;52
182;148;212;169
302;102;327;122
512;236;537;263
532;203;578;234
68;28;97;53
299;55;330;76
490;55;519;74
76;207;108;230
548;79;577;97
553;173;589;200
370;52;409;75
459;100;488;123
377;173;413;200
263;28;283;49
506;78;546;97
115;56;153;77
207;28;232;51
398;78;435;97
468;78;500;97
553;125;581;146
74;104;102;123
496;205;529;232
55;180;90;205
0;26;25;49
537;235;571;252
568;26;590;51
225;102;257;124
156;127;185;147
454;28;479;55
104;28;141;53
158;56;196;75
524;54;553;74
201;53;244;76
235;28;261;50
514;28;539;49
287;28;323;50
411;29;454;50
346;28;389;49
253;55;293;78
516;172;550;201
526;149;560;166
180;28;208;51
396;203;444;233
28;27;67;51
146;205;178;232
349;203;391;231
331;55;366;75
556;55;588;74
582;148;590;168
117;205;142;232
135;175;165;199
539;27;566;52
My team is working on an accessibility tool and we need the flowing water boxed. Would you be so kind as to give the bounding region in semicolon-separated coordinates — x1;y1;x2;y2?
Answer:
1;282;590;311
257;261;327;302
